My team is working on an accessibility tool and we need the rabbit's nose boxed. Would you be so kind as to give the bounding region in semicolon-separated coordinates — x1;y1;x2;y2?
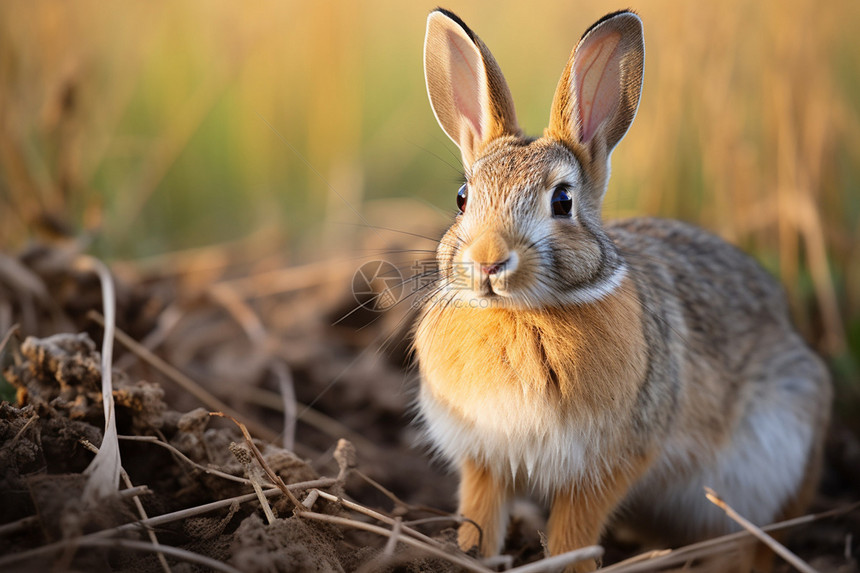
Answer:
481;262;506;275
465;231;511;273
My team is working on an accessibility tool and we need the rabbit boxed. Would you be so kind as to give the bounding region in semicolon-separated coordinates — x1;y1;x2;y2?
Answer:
412;8;832;572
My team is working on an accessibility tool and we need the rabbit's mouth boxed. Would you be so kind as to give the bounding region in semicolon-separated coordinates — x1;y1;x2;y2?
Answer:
478;277;499;297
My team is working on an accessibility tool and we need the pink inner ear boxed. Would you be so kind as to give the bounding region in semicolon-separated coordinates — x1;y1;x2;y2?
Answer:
447;30;484;143
573;31;621;144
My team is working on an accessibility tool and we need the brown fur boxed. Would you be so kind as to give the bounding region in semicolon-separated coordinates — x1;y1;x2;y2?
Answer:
457;458;508;556
547;455;653;573
417;276;647;412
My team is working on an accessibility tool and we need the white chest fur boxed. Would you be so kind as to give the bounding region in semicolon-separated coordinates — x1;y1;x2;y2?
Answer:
418;372;627;497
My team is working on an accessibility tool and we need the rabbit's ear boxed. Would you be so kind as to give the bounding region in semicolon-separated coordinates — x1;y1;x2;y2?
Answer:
549;11;644;157
424;9;519;168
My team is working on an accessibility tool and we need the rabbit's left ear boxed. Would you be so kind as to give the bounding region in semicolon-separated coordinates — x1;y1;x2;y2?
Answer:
548;11;644;157
424;9;520;169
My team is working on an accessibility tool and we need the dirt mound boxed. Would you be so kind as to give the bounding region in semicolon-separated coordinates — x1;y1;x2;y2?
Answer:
0;328;453;572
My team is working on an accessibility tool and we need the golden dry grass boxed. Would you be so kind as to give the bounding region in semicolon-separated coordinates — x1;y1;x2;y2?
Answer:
0;0;858;383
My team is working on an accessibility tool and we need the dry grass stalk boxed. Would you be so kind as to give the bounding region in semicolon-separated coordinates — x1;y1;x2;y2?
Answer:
333;438;357;481
207;283;267;345
0;516;40;538
118;434;252;485
211;412;304;510
9;410;38;445
75;255;121;502
382;515;403;556
301;488;319;509
0;323;20;355
505;546;604;573
704;487;818;573
271;359;297;451
249;468;277;524
310;489;442;549
606;549;673;569
228;441;277;525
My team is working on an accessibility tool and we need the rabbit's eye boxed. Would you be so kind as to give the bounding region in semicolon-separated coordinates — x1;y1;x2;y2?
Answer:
457;184;468;212
551;185;573;217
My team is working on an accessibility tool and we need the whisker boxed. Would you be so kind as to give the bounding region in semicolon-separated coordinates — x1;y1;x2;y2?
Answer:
411;196;463;222
374;276;457;357
405;138;464;177
331;266;442;327
337;221;457;249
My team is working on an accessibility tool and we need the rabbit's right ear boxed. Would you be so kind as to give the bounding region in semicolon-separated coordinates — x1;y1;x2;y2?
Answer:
424;9;519;169
548;11;644;173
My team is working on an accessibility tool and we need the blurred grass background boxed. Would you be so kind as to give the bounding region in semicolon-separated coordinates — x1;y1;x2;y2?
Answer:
1;1;858;401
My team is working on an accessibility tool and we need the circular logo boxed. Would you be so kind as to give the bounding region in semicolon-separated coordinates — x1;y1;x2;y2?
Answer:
352;260;403;312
